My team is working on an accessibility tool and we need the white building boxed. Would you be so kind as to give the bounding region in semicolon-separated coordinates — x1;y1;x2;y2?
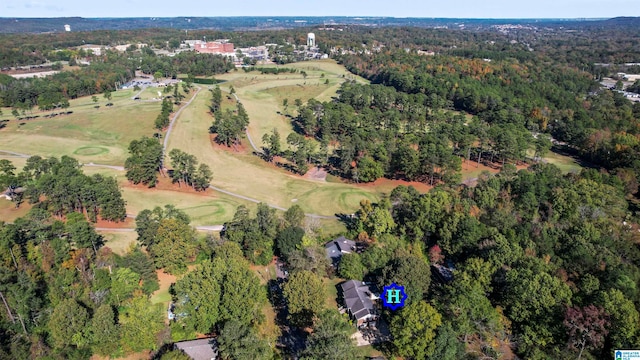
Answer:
64;24;71;32
79;44;104;56
307;33;316;48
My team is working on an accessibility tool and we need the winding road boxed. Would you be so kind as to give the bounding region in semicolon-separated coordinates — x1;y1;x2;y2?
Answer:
162;86;202;163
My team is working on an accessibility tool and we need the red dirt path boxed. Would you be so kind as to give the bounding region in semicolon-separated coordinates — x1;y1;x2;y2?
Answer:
126;172;213;195
94;216;135;229
355;177;433;193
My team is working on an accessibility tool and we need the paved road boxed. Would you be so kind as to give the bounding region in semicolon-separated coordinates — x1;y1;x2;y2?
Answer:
84;162;125;171
163;86;202;163
0;150;30;158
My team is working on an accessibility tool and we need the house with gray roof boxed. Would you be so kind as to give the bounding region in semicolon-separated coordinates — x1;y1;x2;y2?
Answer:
340;280;379;327
174;338;218;360
325;236;356;265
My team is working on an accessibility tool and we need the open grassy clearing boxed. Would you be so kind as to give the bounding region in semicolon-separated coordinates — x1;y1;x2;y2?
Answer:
541;150;583;173
0;198;31;223
0;89;159;165
101;231;138;255
151;269;176;305
323;277;342;309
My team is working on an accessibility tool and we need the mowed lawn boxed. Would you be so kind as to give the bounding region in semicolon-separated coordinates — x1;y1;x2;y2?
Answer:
101;231;138;255
166;85;380;217
0;89;159;165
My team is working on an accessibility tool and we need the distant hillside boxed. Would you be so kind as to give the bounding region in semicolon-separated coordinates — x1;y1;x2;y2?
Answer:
0;16;637;34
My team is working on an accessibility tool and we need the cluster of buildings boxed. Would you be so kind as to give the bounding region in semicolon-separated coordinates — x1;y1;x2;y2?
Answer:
77;43;148;56
71;32;325;65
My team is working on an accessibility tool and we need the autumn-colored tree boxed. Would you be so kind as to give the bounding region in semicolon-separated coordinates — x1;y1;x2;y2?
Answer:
563;305;609;360
428;244;444;265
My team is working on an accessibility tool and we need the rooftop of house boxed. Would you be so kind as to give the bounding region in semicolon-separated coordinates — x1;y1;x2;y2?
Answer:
340;280;378;321
325;236;356;261
325;236;356;252
174;338;218;360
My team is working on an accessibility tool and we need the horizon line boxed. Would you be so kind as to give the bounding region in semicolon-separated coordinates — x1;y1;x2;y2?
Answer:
0;16;632;20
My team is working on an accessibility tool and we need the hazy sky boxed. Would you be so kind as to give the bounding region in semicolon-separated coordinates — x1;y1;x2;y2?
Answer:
2;0;639;18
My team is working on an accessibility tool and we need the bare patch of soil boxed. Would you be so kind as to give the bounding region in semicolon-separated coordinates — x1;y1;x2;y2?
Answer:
94;216;135;229
355;177;433;193
126;172;212;195
304;167;328;182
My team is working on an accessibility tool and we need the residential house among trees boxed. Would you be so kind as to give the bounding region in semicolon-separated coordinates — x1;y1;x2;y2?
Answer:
340;280;379;328
325;236;356;265
174;338;218;360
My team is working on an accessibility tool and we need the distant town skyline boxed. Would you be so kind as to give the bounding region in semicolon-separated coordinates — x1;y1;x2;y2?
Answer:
2;0;639;19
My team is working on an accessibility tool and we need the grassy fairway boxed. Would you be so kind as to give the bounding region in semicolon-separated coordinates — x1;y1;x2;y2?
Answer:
0;89;159;165
542;150;583;173
82;165;257;226
216;60;369;149
167;84;380;216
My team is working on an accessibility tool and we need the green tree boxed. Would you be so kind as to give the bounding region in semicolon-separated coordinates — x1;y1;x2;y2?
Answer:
601;289;639;349
283;270;326;327
287;245;330;276
504;267;572;325
90;304;120;356
301;309;361;360
66;212;103;252
390;301;442;359
284;204;305;228
193;163;213;191
174;251;266;333
48;298;89;349
534;134;552;161
151;218;197;275
210;86;222;112
357;156;384;183
217;320;273;360
124;136;163;187
173;261;222;333
169;149;197;188
119;296;164;352
275;226;305;260
110;267;140;305
262;128;281;162
338;253;365;280
381;254;431;304
135;204;190;247
430;323;466;360
217;256;267;325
